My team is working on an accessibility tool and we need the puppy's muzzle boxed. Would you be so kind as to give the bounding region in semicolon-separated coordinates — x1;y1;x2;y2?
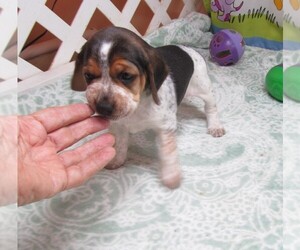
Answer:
96;100;114;117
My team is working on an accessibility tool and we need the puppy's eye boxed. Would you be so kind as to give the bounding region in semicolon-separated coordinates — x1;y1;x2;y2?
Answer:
119;72;135;85
84;73;96;83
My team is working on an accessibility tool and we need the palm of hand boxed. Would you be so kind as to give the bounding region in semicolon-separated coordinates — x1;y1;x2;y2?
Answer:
18;104;115;205
18;116;69;203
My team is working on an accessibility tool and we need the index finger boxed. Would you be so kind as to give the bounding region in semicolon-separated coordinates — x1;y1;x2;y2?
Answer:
32;103;95;133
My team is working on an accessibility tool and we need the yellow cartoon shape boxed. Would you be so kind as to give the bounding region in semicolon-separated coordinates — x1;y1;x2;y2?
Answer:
290;0;300;10
274;0;283;10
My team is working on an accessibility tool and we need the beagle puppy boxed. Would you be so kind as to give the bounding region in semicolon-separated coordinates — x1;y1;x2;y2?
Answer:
71;26;225;189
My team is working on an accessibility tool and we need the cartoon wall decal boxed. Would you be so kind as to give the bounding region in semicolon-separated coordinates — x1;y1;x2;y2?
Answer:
207;0;283;50
274;0;283;10
284;0;300;49
290;0;300;10
211;0;244;22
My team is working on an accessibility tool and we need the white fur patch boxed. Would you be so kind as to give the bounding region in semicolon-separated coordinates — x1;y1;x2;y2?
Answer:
99;42;112;62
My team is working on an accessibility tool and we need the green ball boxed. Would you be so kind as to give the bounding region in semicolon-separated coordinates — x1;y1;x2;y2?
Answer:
284;65;300;102
265;64;283;102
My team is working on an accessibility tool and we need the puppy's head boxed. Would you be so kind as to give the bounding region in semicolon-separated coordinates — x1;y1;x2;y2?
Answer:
71;26;168;120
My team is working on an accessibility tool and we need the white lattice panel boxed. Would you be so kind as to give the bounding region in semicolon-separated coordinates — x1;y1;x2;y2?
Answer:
18;0;198;80
0;0;17;81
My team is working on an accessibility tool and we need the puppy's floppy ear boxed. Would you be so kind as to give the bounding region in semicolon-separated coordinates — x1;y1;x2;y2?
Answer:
71;44;87;91
146;50;168;105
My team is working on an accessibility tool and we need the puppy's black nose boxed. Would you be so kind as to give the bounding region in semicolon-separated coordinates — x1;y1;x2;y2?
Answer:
96;101;114;116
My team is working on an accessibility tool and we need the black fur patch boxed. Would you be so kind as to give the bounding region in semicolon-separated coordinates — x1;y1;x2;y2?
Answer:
156;45;194;105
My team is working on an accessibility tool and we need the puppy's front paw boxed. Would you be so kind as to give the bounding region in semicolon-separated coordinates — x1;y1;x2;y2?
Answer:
105;158;126;170
208;127;226;137
161;167;182;189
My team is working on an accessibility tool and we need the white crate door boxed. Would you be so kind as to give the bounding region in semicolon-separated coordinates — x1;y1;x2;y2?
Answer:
18;0;197;80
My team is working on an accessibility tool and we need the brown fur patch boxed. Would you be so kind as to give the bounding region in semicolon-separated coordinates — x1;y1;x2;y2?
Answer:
83;58;102;77
110;59;146;102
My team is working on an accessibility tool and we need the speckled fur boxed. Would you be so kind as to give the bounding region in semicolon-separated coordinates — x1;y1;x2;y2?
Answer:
106;46;225;188
72;27;225;188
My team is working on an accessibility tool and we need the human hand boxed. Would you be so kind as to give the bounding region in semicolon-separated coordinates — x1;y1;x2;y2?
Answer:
18;103;115;206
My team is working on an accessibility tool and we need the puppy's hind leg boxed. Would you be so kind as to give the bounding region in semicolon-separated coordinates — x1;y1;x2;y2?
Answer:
203;94;226;137
185;62;225;137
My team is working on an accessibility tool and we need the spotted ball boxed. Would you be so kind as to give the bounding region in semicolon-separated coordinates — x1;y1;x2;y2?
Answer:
209;29;245;66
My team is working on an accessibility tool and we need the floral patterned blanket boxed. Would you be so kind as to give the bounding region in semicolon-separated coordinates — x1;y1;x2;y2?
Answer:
16;12;288;250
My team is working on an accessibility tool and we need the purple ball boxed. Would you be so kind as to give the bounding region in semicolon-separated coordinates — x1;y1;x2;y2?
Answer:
209;29;245;66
